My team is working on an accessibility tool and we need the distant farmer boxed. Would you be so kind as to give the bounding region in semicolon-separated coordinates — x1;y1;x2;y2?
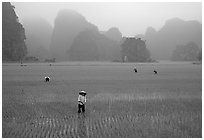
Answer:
134;67;137;73
153;70;158;74
45;76;50;82
78;90;87;113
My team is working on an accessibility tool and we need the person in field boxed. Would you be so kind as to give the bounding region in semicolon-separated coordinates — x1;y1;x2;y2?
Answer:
45;76;50;82
153;70;158;74
78;90;87;113
134;67;137;73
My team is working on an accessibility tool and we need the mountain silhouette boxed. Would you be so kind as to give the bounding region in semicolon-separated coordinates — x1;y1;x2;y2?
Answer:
50;9;98;61
22;17;53;61
143;18;202;60
68;29;120;61
103;27;122;42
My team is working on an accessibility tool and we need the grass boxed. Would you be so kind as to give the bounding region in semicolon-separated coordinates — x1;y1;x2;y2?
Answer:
2;61;202;138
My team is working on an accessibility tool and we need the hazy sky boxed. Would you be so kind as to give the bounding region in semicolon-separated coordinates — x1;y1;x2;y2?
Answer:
12;2;202;36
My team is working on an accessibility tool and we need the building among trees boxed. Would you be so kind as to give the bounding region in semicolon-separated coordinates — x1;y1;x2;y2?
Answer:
121;37;151;62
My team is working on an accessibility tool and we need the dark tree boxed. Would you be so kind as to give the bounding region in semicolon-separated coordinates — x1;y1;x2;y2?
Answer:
2;2;27;61
171;42;200;61
197;49;202;61
121;37;151;62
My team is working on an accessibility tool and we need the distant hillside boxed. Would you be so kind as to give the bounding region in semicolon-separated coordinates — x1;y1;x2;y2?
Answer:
50;9;98;61
140;18;202;60
23;17;53;61
103;27;122;42
68;30;121;61
171;41;200;61
2;2;27;61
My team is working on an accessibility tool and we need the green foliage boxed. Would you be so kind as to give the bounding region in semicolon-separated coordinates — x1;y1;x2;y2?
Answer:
121;38;151;62
2;2;27;61
171;42;200;61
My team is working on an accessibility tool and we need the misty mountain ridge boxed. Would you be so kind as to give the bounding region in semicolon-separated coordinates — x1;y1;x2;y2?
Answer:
22;17;53;61
140;18;201;60
68;29;121;61
20;8;201;61
102;27;122;42
49;9;98;61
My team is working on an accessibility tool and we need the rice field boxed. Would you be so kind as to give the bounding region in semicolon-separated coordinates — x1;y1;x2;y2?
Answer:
2;61;202;138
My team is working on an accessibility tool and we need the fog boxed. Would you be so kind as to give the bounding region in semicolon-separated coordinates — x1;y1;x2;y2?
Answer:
12;2;201;36
7;2;202;61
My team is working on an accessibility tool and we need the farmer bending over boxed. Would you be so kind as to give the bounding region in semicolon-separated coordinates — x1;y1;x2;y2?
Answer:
78;90;87;113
